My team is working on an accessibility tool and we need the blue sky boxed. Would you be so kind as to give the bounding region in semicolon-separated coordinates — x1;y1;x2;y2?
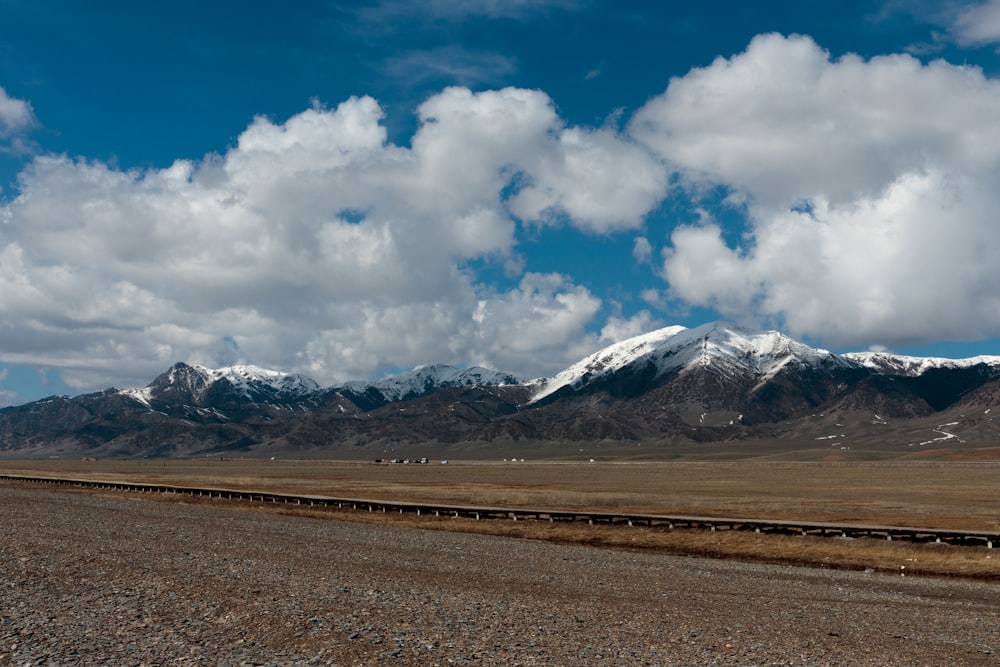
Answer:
3;0;1000;405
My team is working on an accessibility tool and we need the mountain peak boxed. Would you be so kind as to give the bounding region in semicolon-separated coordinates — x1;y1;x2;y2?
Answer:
205;364;321;398
9;322;1000;458
122;362;321;408
529;324;688;402
530;321;851;402
336;364;521;409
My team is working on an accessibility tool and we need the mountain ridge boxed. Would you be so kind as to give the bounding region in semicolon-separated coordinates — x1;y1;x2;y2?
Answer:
4;321;1000;458
529;321;858;404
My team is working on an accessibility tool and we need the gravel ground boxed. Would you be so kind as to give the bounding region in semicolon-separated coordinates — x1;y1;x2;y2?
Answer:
0;484;997;666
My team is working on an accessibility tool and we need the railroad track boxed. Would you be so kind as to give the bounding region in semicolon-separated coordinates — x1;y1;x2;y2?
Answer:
2;473;996;548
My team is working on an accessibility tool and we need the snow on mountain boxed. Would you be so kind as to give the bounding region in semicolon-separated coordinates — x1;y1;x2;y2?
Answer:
530;321;853;403
123;386;155;407
123;362;321;406
338;364;520;404
844;351;1000;377
113;330;1000;416
120;361;519;412
207;365;321;399
528;325;688;402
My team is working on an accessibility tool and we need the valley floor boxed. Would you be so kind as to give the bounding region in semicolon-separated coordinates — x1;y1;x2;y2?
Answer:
5;457;999;531
1;484;997;666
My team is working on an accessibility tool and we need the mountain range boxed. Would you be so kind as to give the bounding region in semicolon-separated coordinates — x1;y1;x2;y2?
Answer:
3;321;1000;459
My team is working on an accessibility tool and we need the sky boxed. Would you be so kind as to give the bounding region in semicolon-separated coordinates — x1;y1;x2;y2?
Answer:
4;1;1000;405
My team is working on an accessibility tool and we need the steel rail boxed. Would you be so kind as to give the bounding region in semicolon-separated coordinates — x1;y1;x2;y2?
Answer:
1;473;995;548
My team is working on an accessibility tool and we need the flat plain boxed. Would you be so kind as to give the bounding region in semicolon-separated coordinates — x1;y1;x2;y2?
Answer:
4;455;999;580
1;483;998;666
5;457;999;529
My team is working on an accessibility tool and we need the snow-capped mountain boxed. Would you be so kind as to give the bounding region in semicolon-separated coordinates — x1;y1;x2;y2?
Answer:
844;351;1000;377
113;361;521;424
124;362;322;409
531;321;854;403
6;321;1000;458
209;365;322;398
842;350;1000;412
527;325;687;403
336;364;521;410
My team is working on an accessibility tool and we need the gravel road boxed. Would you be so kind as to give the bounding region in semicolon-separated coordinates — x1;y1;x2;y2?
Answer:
0;483;997;666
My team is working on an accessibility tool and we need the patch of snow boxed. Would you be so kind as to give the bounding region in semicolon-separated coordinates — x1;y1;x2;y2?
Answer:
123;387;153;408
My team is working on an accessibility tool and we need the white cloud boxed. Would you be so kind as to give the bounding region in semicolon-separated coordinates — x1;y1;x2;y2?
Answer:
471;272;604;372
665;170;1000;345
506;126;668;232
467;276;663;377
0;87;663;391
660;225;760;314
0;86;35;137
639;289;668;311
299;272;607;382
633;33;1000;348
383;46;517;88
596;310;660;345
953;0;1000;46
632;236;653;264
632;33;1000;209
0;86;36;156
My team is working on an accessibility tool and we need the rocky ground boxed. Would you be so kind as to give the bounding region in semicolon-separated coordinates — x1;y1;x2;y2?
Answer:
0;483;997;666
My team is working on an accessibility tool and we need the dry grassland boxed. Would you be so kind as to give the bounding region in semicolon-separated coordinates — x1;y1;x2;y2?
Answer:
4;457;999;580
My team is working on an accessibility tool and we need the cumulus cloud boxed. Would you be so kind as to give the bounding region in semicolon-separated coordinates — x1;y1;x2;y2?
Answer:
632;236;653;264
506;126;668;232
0;86;36;155
953;0;1000;46
469;273;602;372
639;289;668;311
632;33;1000;347
467;280;659;379
595;310;660;345
0;87;663;391
632;33;1000;209
0;86;35;136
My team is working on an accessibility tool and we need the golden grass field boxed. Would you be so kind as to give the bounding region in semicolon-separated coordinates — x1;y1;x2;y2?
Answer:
4;457;999;580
